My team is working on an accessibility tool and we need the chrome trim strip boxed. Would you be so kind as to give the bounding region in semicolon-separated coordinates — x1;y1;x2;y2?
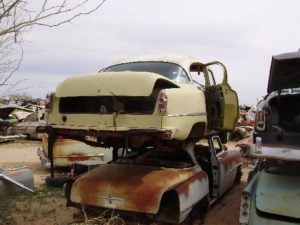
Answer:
167;112;207;117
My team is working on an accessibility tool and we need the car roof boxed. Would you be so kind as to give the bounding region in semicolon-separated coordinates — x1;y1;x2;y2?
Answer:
267;50;300;93
109;55;204;72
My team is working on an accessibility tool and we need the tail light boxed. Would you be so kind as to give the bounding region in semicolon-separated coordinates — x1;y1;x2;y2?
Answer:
45;92;54;112
158;90;168;113
255;110;266;131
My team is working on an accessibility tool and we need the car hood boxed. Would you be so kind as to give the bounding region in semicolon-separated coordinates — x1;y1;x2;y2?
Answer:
255;170;300;218
267;50;300;93
55;72;179;97
70;163;197;214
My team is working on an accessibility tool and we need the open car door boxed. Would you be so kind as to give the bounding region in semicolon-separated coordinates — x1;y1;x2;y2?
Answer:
203;62;238;131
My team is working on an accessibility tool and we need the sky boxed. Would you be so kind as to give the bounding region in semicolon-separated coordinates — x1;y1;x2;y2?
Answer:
9;0;300;105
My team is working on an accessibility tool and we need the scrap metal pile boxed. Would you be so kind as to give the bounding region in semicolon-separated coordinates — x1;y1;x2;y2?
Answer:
0;99;45;140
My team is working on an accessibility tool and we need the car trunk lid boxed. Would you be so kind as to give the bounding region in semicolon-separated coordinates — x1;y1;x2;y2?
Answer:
56;72;179;97
70;163;195;214
267;50;300;93
256;170;300;218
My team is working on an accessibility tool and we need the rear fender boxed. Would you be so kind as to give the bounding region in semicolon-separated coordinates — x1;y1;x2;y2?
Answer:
173;170;209;223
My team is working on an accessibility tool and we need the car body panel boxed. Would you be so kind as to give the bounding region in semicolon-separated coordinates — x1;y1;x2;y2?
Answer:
217;150;242;196
268;50;300;93
246;144;300;161
0;167;34;199
70;163;207;214
40;135;110;168
55;72;178;97
256;171;300;219
244;171;299;225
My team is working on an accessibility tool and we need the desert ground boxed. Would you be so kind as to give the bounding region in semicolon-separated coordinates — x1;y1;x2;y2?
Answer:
0;140;249;225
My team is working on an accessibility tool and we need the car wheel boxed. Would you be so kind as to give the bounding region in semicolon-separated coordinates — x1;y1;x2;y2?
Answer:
45;174;70;187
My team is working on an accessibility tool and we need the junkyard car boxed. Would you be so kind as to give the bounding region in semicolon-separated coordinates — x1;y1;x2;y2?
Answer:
240;50;300;225
38;134;111;186
66;136;242;224
44;55;238;150
8;111;44;139
38;134;110;169
39;55;240;220
0;104;34;134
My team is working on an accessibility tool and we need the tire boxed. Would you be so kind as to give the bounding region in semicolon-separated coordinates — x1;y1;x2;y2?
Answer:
45;174;70;187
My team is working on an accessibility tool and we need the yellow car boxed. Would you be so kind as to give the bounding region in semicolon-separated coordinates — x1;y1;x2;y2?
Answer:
44;55;238;150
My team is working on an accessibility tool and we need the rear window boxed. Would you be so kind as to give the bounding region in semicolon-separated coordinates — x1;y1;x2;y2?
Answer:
59;95;157;114
105;62;190;82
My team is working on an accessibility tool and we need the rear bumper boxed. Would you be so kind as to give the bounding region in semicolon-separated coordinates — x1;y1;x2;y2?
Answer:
38;126;173;142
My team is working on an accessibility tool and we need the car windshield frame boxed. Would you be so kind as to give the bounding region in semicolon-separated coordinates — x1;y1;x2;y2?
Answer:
105;61;191;82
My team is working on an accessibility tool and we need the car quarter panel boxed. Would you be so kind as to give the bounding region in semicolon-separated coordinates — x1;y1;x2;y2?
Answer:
69;164;208;215
162;86;207;140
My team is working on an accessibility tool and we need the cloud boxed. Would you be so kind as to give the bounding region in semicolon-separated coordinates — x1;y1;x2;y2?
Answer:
11;0;300;104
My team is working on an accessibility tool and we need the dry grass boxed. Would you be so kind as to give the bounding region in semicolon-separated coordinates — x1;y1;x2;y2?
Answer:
71;206;125;225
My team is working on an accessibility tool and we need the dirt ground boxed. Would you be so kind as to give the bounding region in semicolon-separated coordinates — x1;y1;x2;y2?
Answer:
0;140;249;225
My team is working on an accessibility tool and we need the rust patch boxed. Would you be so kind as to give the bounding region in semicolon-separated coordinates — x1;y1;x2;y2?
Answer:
218;151;242;170
174;170;207;195
66;156;92;163
4;170;22;177
70;164;195;214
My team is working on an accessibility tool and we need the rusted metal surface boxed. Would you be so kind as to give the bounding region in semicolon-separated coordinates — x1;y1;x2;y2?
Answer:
40;135;109;168
174;171;208;214
218;150;242;173
70;163;206;214
53;138;105;167
66;136;242;224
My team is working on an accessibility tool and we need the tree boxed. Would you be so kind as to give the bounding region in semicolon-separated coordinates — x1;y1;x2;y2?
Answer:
0;0;106;95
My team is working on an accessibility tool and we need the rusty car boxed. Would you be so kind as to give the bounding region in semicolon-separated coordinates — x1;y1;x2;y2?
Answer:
7;111;44;139
37;55;240;221
65;136;242;224
0;104;35;134
239;50;300;225
38;134;111;186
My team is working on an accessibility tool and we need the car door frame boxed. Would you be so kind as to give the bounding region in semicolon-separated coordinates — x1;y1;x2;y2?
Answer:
203;62;239;132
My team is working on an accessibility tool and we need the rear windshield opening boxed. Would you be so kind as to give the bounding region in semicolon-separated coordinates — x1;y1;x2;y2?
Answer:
59;79;177;114
59;95;157;114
